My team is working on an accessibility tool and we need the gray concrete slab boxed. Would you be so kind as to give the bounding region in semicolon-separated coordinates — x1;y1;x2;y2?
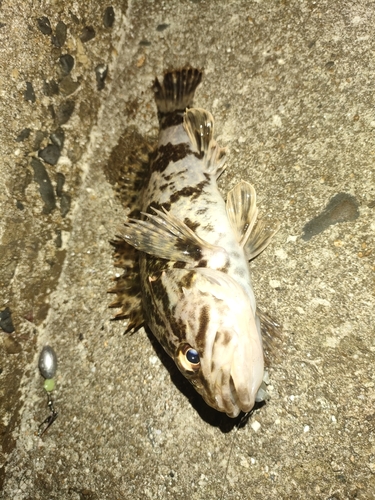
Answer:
1;0;374;499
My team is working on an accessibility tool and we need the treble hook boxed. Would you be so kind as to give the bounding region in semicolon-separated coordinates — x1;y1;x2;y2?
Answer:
37;391;58;436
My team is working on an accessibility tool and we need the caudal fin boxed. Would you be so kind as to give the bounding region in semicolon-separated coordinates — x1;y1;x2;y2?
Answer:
153;67;202;116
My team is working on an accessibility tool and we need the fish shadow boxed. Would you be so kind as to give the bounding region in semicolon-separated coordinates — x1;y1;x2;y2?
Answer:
145;327;265;433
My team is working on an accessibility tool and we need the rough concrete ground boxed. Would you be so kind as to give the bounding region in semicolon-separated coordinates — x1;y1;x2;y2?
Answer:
1;0;374;499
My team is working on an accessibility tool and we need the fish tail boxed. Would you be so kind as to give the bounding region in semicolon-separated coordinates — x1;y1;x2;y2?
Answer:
153;67;202;117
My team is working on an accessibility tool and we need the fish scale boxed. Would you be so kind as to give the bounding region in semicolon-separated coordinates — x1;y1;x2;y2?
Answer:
115;67;279;418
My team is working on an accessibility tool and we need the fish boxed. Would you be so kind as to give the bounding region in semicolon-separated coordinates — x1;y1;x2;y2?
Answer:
112;67;279;418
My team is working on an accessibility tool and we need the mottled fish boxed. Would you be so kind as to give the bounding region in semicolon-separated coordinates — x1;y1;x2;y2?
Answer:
112;68;279;418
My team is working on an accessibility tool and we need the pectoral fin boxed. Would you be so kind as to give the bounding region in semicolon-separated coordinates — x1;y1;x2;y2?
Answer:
226;181;258;246
120;207;228;267
226;180;279;260
257;308;282;366
245;219;280;260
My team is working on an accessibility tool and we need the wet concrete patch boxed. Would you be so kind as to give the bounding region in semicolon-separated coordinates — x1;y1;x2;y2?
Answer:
0;4;121;493
3;335;22;355
302;193;360;241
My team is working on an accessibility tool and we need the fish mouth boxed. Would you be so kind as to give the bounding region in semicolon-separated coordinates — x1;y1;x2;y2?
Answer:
204;329;263;418
189;358;257;418
212;367;254;418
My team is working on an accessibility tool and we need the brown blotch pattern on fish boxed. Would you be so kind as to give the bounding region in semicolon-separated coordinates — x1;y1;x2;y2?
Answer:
175;239;203;261
218;263;230;273
173;261;187;269
159;182;169;192
151;143;192;173
216;329;231;347
196;207;208;215
145;201;172;214
195;305;210;350
169;179;210;204
197;259;208;267
158;112;184;130
179;270;196;289
201;222;214;233
184;218;201;232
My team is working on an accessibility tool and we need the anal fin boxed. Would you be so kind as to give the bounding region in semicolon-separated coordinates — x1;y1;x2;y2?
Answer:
183;108;226;178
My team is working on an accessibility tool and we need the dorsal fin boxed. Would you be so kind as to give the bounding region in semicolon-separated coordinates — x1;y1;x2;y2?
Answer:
109;240;144;333
183;108;227;177
105;129;152;333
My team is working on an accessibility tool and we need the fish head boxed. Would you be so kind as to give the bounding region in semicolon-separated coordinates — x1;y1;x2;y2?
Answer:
167;268;264;418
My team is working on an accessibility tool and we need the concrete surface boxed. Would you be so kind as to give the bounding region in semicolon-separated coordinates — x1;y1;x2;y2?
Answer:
1;0;374;499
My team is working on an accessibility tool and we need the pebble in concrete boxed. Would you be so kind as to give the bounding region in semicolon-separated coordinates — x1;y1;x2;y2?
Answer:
51;20;67;48
103;6;115;28
38;144;60;166
37;16;52;35
30;157;56;213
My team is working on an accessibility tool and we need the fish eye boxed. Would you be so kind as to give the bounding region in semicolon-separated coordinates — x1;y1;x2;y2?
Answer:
186;348;200;365
177;344;201;373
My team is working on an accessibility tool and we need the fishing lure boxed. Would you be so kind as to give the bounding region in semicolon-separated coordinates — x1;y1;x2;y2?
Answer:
37;345;58;436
